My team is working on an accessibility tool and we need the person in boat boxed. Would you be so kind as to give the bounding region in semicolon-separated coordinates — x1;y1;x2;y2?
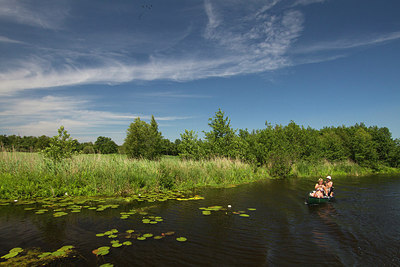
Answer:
325;175;334;196
311;178;326;198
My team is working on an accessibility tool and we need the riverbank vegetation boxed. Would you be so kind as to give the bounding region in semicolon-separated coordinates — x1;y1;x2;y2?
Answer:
1;109;400;200
0;152;269;199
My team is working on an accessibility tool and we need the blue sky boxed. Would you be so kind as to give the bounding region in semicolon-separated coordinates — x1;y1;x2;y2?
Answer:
0;0;399;144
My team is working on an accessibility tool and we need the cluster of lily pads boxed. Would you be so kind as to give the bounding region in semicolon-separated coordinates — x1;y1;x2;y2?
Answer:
199;206;256;217
142;215;163;224
38;245;74;258
0;245;75;265
0;192;260;266
121;191;203;203
1;247;23;260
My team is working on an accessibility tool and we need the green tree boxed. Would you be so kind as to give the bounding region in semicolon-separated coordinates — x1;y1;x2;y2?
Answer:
149;115;163;158
204;109;244;159
124;116;162;160
36;135;50;150
178;130;205;160
94;136;118;154
41;126;76;162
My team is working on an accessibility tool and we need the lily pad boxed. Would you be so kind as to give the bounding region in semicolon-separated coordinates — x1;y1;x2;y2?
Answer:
38;252;52;258
96;233;105;237
100;264;114;267
9;248;23;253
164;231;175;236
239;214;250;217
154;236;164;240
247;208;256;211
123;241;132;246
137;236;146;241
53;212;68;217
58;245;74;251
1;251;19;259
112;243;122;248
202;211;211;215
93;246;110;256
176;237;187;242
126;230;134;234
143;233;153;238
51;250;66;257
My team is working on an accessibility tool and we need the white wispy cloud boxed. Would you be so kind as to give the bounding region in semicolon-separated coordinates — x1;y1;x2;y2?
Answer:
0;0;305;95
294;31;400;54
0;0;68;29
0;35;23;44
292;0;326;7
0;95;191;142
136;91;211;98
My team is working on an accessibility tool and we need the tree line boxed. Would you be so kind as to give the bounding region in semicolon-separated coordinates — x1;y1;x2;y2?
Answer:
2;109;400;176
175;109;400;176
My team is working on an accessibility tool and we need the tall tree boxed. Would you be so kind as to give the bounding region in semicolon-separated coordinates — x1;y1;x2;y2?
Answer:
204;108;245;159
124;116;162;160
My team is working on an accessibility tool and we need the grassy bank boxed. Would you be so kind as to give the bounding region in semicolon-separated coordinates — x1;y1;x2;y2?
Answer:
292;160;400;177
1;152;399;200
0;152;269;199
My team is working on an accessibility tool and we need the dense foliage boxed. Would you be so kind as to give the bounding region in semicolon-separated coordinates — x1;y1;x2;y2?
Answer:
178;110;400;177
94;136;118;154
123;116;164;160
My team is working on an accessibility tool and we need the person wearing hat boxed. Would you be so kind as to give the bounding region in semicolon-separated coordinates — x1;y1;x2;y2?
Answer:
325;176;334;196
312;178;327;198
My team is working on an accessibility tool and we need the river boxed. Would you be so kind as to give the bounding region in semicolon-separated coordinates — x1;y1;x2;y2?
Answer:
0;175;399;266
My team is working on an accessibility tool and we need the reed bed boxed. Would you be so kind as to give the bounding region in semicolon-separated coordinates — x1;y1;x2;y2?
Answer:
0;152;268;199
1;152;397;200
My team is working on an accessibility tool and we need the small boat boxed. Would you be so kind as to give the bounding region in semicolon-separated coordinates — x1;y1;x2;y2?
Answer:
306;191;334;204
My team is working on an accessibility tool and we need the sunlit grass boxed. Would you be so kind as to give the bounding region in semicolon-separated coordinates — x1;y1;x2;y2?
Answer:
1;152;397;200
0;152;269;199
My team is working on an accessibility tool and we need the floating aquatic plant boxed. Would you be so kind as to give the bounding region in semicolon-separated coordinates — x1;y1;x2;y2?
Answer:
239;214;250;217
53;211;68;217
1;247;23;259
92;246;110;256
111;243;122;248
247;208;256;211
176;237;187;242
123;241;132;246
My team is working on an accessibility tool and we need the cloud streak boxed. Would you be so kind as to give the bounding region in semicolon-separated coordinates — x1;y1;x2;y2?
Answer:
0;35;23;44
0;0;68;29
0;0;305;95
294;31;400;54
0;95;191;142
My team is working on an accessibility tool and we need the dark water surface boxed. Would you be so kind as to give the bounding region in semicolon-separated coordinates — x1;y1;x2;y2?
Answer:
1;175;400;266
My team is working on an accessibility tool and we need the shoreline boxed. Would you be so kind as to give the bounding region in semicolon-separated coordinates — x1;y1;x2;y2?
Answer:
1;152;399;200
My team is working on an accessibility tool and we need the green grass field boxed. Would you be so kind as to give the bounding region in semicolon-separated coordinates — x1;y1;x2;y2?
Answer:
1;152;398;200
